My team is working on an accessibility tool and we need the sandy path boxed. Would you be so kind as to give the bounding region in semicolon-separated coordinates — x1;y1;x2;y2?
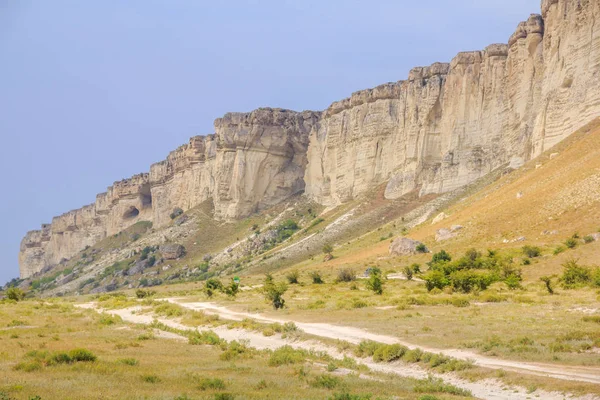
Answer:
77;302;598;400
164;299;600;386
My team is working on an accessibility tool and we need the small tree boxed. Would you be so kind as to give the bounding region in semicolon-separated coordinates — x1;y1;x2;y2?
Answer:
263;274;287;309
403;266;414;281
6;287;25;301
540;276;555;294
322;244;333;256
366;267;384;295
223;279;240;298
204;278;223;298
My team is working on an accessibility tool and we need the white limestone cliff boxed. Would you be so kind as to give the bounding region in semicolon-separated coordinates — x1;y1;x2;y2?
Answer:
18;0;600;278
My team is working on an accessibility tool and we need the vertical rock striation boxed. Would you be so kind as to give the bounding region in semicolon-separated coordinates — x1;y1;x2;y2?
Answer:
18;0;600;278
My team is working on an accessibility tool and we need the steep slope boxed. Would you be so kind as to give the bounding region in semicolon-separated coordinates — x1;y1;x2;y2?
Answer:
18;0;600;278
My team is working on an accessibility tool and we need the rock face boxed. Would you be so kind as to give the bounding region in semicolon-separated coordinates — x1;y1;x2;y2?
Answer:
18;1;600;278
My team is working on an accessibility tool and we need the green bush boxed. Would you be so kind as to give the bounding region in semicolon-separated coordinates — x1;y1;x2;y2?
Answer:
286;270;300;284
198;378;226;391
219;341;253;361
355;340;382;357
522;245;541;258
310;271;325;284
365;267;383;295
583;235;595;244
69;348;97;362
372;344;407;362
415;243;428;253
560;259;592;288
310;374;341;389
188;330;222;346
423;271;449;292
564;237;578;249
6;287;25;301
263;274;287;309
117;358;139;366
322;243;334;255
205;279;224;298
268;345;305;366
337;268;356;283
135;289;155;299
413;376;471;397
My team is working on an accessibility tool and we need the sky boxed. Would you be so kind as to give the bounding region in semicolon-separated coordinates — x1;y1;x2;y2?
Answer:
0;0;541;284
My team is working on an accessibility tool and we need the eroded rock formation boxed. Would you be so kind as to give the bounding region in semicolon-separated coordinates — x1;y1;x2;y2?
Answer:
19;0;600;278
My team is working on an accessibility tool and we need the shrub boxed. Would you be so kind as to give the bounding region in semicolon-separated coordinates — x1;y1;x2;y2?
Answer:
355;340;382;357
593;268;600;287
141;374;161;383
268;345;305;366
213;394;234;400
553;246;566;255
522;245;541;258
451;297;470;308
223;279;239;298
413;376;471;396
423;270;449;292
310;374;341;389
6;287;25;302
329;393;372;400
198;378;226;391
117;358;139;366
263;274;287;309
49;352;72;365
337;268;356;283
153;302;184;317
365;267;383;295
540;276;555;294
372;344;406;362
403;266;414;281
322;244;334;255
69;348;97;362
564;237;578;249
310;271;324;284
205;279;224;298
414;243;427;253
135;289;155;299
170;207;184;220
430;250;451;264
188;330;222;346
286;270;300;284
583;235;595;244
505;274;523;290
449;270;493;293
220;341;253;361
561;259;592;288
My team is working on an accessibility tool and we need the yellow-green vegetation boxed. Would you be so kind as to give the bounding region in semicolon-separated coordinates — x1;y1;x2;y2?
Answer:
0;299;474;400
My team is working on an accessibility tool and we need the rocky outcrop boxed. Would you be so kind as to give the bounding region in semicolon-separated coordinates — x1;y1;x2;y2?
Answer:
306;3;600;205
20;108;319;278
19;0;600;278
389;238;427;256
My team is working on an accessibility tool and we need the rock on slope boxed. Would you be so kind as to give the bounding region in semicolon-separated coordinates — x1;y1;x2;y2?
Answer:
19;0;600;278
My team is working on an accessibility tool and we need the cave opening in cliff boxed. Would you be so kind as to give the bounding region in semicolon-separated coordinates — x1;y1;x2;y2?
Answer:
123;206;140;219
140;184;152;207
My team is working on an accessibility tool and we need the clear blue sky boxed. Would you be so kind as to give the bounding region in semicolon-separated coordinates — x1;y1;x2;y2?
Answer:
0;0;540;284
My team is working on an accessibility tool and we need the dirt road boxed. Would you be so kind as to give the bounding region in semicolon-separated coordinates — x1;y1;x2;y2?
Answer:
78;301;600;400
165;299;600;386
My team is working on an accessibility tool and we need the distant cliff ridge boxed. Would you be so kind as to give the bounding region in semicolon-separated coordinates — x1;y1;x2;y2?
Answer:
19;0;600;278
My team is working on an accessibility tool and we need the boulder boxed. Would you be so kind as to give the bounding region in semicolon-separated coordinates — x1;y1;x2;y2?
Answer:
436;228;456;242
389;238;427;256
432;213;448;224
159;244;186;260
